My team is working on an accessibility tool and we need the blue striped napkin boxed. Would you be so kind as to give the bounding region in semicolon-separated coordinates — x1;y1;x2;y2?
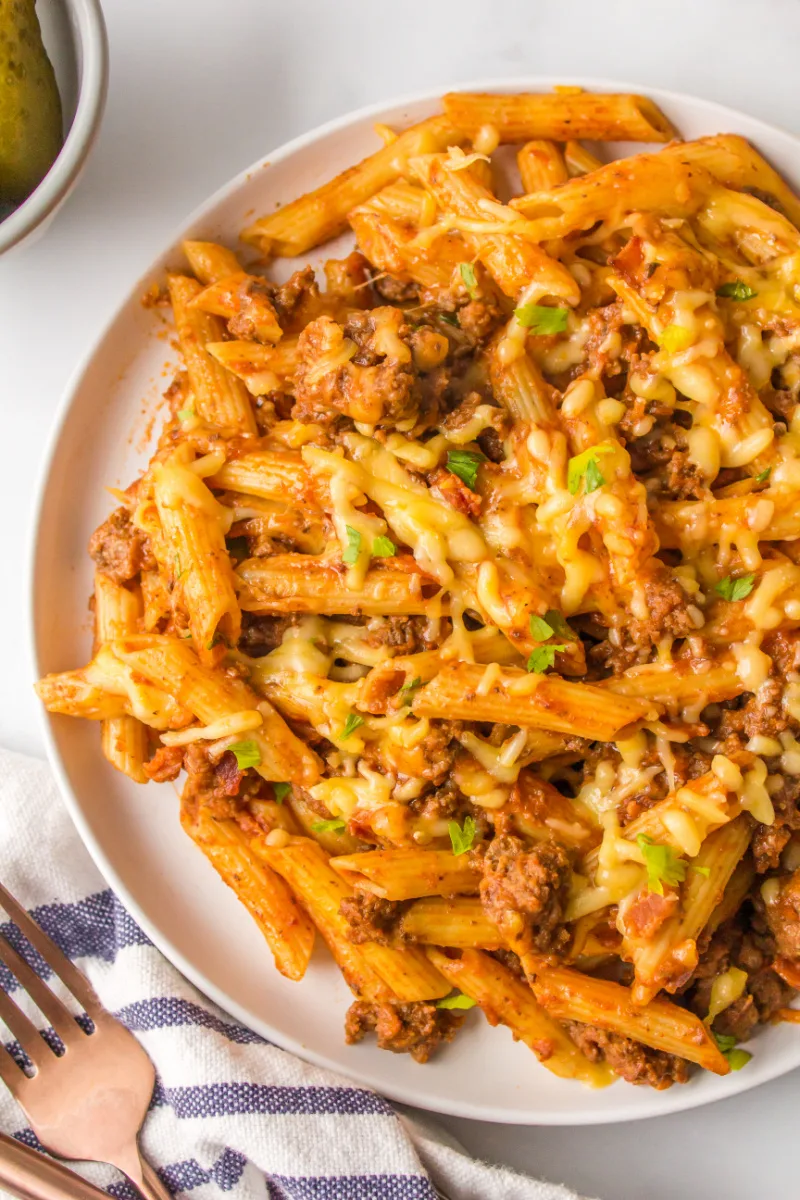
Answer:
0;748;587;1200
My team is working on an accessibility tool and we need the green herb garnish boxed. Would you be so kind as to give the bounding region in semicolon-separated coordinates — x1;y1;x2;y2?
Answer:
716;280;757;302
514;304;569;335
449;815;477;856
398;676;423;706
437;992;477;1010
459;262;478;299
529;614;554;641
713;1031;752;1070
636;834;687;896
273;782;291;804
567;444;613;495
446;448;486;490
177;407;195;421
312;818;347;834
754;468;771;484
527;645;567;673
341;712;365;739
693;865;711;878
372;535;396;557
342;525;362;565
715;573;756;602
229;740;261;770
544;609;577;641
439;312;460;327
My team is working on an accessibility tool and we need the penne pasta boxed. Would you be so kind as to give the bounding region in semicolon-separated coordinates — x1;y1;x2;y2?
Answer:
182;239;243;284
237;554;444;616
402;897;503;949
330;848;480;900
93;571;148;783
442;92;675;143
516;140;568;193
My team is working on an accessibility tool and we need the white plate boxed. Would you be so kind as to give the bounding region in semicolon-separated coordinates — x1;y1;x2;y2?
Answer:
30;77;800;1124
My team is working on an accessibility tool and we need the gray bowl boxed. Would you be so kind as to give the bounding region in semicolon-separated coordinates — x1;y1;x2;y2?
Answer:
0;0;108;255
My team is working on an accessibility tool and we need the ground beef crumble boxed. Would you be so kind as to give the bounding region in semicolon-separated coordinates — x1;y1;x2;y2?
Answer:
478;836;571;955
89;507;155;585
344;1000;463;1062
566;1022;690;1088
340;893;405;945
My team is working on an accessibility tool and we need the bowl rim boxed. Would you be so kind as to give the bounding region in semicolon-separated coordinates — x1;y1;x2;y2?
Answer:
0;0;109;254
27;75;800;1125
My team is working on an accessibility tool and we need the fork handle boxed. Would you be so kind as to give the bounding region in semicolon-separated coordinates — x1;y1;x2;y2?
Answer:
0;1133;109;1200
133;1152;173;1200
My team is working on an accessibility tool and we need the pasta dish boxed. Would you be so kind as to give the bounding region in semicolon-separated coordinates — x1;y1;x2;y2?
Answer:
37;89;800;1090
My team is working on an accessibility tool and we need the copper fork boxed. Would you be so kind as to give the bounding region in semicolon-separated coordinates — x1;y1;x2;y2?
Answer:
0;880;170;1200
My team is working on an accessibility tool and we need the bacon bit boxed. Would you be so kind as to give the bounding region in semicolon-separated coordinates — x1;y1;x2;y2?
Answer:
773;956;800;990
622;887;679;940
214;751;244;796
429;466;482;517
144;745;184;783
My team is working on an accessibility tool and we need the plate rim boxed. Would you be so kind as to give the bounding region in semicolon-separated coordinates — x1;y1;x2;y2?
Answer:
28;74;800;1125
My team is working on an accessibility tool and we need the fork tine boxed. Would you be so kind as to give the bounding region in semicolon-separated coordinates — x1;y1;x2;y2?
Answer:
0;1039;25;1092
0;932;83;1044
0;882;102;1017
0;986;49;1067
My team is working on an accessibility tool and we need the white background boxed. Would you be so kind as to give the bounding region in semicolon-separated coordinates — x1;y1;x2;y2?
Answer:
2;0;800;1195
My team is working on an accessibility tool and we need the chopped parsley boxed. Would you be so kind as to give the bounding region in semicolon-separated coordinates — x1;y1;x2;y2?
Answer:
342;525;362;565
372;535;396;557
544;609;577;641
229;740;261;771
459;261;478;299
273;782;291;804
312;817;347;834
693;865;711;878
567;444;613;495
341;711;365;739
177;407;195;421
636;834;687;896
754;468;771;484
713;1031;752;1070
437;991;477;1010
439;311;459;327
514;303;569;335
446;448;486;490
449;815;477;856
716;280;757;302
527;645;567;673
174;555;185;581
398;676;423;706
206;632;224;651
529;614;554;641
715;573;756;602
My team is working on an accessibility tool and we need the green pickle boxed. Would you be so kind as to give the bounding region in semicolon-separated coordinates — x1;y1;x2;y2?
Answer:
0;0;62;206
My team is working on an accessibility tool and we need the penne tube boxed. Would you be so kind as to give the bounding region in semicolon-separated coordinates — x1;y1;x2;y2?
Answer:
348;207;467;290
601;658;743;710
510;154;716;238
237;554;443;616
208;450;315;504
703;856;756;939
330;848;480;900
189;272;283;344
625;816;752;1005
427;947;612;1086
516;140;568;193
167;274;258;434
263;839;450;1001
181;793;315;981
150;451;241;658
672;134;800;232
412;662;659;740
411;153;580;301
653;488;799;553
287;790;364;856
182;239;243;284
443;91;674;144
489;346;560;425
205;337;300;395
111;635;321;786
242;115;462;257
564;140;604;177
401;897;503;949
94;571;148;783
530;964;729;1075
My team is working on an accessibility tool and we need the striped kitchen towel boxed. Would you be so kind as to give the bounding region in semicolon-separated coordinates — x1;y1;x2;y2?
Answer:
0;748;590;1200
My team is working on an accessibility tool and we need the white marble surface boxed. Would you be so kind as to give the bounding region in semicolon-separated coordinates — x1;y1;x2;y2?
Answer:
2;0;799;1195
